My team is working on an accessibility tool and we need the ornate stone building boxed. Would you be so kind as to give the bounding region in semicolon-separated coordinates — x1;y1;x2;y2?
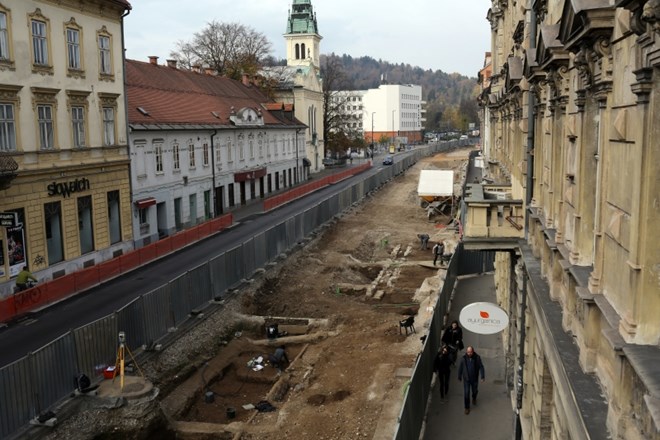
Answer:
0;0;133;296
471;1;660;438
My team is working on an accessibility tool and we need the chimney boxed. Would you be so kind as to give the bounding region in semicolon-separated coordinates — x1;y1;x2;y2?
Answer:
148;56;159;65
166;59;177;68
204;67;215;75
242;74;250;86
192;64;201;73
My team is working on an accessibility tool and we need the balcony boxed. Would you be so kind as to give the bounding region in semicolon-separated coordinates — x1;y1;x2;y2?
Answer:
461;183;525;250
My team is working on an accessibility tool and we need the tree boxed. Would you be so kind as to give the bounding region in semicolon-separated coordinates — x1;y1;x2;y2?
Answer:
170;21;272;80
321;55;353;156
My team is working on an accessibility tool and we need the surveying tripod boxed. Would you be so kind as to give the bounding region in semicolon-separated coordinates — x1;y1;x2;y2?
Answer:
113;331;144;390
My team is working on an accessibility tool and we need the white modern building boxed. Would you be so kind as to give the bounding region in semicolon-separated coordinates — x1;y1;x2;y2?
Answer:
126;58;306;247
334;84;426;146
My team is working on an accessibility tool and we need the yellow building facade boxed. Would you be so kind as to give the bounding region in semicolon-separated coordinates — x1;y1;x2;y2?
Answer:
0;0;132;295
474;0;660;439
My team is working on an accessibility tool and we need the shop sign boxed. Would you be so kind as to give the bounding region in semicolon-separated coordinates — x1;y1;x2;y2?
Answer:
0;212;16;227
459;302;509;335
47;177;91;198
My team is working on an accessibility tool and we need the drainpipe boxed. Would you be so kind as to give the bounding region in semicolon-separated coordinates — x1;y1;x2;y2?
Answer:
210;130;218;216
525;6;537;239
120;6;134;247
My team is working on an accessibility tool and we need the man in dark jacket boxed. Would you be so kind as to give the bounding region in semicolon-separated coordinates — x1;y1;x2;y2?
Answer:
457;346;485;414
434;345;452;399
441;320;464;364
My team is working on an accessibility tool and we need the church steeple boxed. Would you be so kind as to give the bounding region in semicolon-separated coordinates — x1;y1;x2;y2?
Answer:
284;0;322;67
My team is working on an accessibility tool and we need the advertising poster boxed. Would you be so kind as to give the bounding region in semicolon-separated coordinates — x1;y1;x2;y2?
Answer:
7;225;26;277
0;239;4;277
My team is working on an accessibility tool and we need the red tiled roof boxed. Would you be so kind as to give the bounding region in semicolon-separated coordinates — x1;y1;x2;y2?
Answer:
263;103;284;111
125;59;301;128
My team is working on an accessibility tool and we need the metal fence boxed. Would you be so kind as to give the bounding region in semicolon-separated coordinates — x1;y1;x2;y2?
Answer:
0;140;475;439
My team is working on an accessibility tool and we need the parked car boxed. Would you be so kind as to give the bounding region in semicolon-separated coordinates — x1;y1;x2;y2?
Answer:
383;155;394;165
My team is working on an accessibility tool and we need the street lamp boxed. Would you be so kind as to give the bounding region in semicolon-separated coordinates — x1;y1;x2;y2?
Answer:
371;111;376;156
391;109;396;139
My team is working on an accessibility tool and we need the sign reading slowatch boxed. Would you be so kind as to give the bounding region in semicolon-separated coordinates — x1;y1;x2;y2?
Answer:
459;302;510;335
0;212;16;227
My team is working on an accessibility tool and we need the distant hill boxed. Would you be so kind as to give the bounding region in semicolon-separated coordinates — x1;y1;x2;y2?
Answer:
321;53;480;132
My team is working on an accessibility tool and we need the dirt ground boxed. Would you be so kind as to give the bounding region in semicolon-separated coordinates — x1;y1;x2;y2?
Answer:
39;148;472;440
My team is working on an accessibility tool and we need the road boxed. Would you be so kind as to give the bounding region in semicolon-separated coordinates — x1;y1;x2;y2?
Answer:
0;153;409;368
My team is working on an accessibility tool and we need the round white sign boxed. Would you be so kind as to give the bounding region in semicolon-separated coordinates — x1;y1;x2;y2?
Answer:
459;302;509;335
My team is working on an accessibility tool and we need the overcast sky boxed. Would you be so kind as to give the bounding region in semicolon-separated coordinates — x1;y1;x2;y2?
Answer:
124;0;492;78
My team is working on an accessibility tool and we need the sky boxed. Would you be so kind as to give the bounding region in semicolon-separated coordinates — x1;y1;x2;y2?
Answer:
124;0;492;78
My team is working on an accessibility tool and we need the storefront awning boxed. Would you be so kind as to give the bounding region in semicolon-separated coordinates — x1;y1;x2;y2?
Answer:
134;197;156;209
302;158;311;167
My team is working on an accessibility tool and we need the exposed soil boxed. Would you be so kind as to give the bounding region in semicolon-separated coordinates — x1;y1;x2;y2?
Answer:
39;148;472;440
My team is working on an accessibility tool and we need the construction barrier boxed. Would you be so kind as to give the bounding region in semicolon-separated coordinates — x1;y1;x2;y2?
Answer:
73;265;101;293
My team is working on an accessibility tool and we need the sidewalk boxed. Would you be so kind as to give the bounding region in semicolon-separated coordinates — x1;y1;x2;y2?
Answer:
423;274;514;439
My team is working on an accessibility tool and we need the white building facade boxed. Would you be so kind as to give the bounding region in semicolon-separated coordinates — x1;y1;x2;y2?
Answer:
126;59;305;247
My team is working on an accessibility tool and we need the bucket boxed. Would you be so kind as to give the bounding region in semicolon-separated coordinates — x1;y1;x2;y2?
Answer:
226;407;236;419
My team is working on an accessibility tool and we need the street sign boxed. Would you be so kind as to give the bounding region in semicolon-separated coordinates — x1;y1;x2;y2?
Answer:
0;212;17;227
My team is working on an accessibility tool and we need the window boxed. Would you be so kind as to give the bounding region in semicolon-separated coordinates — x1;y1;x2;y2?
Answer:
154;143;163;173
78;196;94;254
107;190;121;244
189;194;197;225
37;104;54;150
0;103;15;151
227;139;232;162
31;19;48;65
0;11;9;61
66;28;80;70
173;143;180;170
98;33;111;75
71;106;85;148
138;208;147;225
249;139;254;159
188;143;195;168
102;107;114;145
202;143;209;166
44;201;63;265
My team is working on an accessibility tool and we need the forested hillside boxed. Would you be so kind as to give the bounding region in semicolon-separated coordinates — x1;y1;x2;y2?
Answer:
321;53;480;132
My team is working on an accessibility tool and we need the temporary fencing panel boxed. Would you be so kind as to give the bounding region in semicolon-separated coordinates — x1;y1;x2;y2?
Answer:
169;274;192;327
28;333;78;416
224;246;245;289
0;358;34;438
209;254;227;298
457;244;496;276
116;297;147;352
265;223;287;261
142;285;172;343
189;264;212;308
252;232;268;270
242;237;258;278
73;315;118;379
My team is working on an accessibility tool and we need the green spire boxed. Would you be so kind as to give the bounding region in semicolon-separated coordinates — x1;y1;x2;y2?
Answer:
286;0;319;34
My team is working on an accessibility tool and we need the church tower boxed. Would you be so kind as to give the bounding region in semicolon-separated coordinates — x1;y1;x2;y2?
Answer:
285;0;322;67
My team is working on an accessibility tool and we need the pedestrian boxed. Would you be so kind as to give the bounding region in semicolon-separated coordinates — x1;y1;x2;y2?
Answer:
457;346;485;414
269;345;289;370
16;265;38;292
434;345;452;399
417;233;430;250
432;241;445;266
441;320;464;364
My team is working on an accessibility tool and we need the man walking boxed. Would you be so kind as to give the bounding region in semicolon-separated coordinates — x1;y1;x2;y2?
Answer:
434;345;452;399
418;233;430;250
457;346;485;414
432;241;444;266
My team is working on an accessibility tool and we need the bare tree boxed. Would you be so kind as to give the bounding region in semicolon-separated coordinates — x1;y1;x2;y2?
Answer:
321;54;355;156
169;21;272;80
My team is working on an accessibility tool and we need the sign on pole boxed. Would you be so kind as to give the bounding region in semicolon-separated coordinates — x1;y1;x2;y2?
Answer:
459;302;510;335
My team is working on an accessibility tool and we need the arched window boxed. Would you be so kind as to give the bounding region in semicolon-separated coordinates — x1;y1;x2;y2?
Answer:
295;43;300;59
301;43;306;59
